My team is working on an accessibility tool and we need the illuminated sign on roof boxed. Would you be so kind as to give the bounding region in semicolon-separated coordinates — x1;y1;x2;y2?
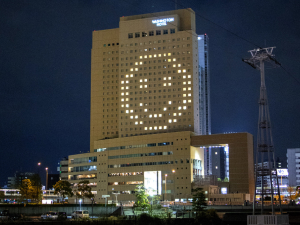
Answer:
152;18;174;26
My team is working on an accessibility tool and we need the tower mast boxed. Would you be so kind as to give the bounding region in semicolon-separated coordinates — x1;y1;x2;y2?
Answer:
243;47;282;215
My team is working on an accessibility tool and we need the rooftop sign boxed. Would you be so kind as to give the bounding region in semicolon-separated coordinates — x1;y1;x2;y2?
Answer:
152;18;174;26
277;169;288;176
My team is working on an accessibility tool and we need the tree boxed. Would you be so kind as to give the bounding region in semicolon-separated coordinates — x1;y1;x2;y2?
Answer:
75;180;94;203
53;180;73;202
31;174;42;203
134;184;150;210
20;179;34;203
192;188;207;212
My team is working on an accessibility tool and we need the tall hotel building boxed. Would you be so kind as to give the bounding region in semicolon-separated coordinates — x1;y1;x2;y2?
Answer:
67;9;254;203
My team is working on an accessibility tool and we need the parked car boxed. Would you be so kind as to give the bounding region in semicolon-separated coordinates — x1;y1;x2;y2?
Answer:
41;211;58;220
0;210;21;221
71;210;89;219
57;212;67;220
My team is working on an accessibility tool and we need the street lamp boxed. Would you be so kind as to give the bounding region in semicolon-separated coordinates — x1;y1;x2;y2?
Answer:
45;168;48;190
165;174;167;202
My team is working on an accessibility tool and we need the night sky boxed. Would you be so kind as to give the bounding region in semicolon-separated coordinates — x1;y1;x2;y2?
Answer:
1;0;300;187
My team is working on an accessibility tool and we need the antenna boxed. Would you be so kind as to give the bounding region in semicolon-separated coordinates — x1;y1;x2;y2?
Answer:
243;47;282;215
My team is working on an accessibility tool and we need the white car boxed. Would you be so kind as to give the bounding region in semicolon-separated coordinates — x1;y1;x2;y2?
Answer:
71;210;89;219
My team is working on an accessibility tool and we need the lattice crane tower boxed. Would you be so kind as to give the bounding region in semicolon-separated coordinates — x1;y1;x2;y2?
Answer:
243;47;282;215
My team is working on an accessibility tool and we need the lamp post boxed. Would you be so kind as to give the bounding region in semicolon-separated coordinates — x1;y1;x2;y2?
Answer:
165;174;167;202
45;168;48;190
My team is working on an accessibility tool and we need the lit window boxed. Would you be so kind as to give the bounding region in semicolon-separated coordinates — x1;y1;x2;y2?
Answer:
168;83;171;86
126;104;129;107
135;115;138;119
183;69;186;73
159;126;162;129
144;127;148;130
135;121;138;125
173;58;176;61
183;106;187;110
135;62;138;65
154;126;157;130
183;76;186;79
188;81;191;84
188;100;192;103
215;166;218;169
140;103;143;106
168;53;171;56
178;106;182;110
173;113;177;116
154;54;157;57
140;56;143;59
168;77;171;80
121;98;124;101
126;110;129;113
163;53;167;56
163;83;167;86
188;87;192;90
121;92;124;96
178;113;182;116
130;68;133;71
144;55;147;58
144;79;147;82
144;49;147;51
121;87;124;90
183;82;186;85
140;62;143;65
130;110;133;113
126;86;129;89
168;101;172;104
144;109;147;112
135;68;138;71
173;64;176;67
173;119;177;122
154;114;157;118
158;54;161;57
178;64;181;67
130;74;133;77
168;119;172;123
126;74;129;78
164;107;167;111
149;55;152;58
144;85;147;88
163;77;167;80
149;114;152;118
164;126;167;129
126;98;129;101
183;94;186;97
121;81;125;84
140;85;143;88
140;79;143;82
159;114;162;117
168;59;171;62
183;100;186;103
140;121;143;124
121;104;124;107
149;127;152;130
183;88;186;91
130;116;133;119
188;75;191;78
126;92;129;95
188;93;191;97
178;70;181;73
126;80;129;83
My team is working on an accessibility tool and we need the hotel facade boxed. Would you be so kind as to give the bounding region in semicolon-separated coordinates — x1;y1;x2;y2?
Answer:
67;9;254;204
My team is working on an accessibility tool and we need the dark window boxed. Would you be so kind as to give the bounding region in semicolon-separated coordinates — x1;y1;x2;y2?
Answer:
170;29;175;34
142;32;147;37
163;30;168;34
135;32;140;38
156;30;161;35
128;33;133;38
149;31;154;36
